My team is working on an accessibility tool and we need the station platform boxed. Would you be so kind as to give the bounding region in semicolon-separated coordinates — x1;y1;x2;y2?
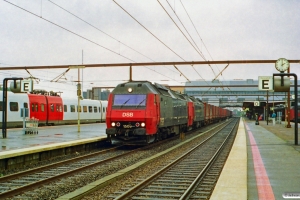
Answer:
211;118;300;200
0;123;107;159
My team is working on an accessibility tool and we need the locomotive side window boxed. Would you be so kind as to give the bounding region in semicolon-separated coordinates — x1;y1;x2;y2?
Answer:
93;106;97;113
56;104;62;112
113;94;146;107
83;106;87;113
31;104;35;112
41;104;45;112
35;104;38;112
88;106;92;113
64;105;67;112
50;104;54;112
10;102;19;112
70;105;75;112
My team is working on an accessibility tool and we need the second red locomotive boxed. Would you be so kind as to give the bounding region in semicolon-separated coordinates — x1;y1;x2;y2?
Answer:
106;81;232;144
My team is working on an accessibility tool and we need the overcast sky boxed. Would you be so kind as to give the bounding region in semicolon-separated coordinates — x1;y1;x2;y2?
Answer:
1;0;299;97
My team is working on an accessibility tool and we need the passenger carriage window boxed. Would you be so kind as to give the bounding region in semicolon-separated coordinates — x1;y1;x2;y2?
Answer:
99;107;101;113
88;106;92;113
50;104;54;112
41;104;45;112
83;106;87;113
10;102;19;112
93;106;97;113
70;105;75;112
103;107;105;113
64;105;67;112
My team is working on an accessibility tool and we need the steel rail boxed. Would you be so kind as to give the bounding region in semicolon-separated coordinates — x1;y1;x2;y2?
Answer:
179;119;238;199
113;119;238;199
0;145;141;199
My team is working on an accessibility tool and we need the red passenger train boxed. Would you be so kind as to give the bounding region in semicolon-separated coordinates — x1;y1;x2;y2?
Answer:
106;81;232;144
0;91;107;128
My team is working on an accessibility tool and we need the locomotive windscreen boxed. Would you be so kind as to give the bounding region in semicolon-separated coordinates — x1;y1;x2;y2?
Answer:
113;94;146;107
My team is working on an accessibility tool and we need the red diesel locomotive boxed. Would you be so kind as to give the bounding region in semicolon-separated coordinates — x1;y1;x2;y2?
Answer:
106;81;232;144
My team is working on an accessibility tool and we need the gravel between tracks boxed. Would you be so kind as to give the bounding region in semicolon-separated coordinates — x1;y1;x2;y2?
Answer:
81;125;226;199
7;122;226;199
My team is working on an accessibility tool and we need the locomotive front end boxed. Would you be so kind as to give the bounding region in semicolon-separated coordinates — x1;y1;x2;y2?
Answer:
106;82;159;144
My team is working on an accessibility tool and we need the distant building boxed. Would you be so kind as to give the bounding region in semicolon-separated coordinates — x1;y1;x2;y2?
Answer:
86;87;110;100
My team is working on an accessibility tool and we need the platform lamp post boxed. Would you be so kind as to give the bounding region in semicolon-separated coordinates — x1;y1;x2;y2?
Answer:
274;58;297;145
69;65;85;133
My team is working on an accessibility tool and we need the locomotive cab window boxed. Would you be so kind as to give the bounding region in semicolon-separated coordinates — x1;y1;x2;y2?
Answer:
50;104;54;112
113;94;146;107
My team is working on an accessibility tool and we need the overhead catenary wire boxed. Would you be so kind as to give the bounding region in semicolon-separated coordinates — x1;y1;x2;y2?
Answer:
178;0;232;98
179;0;217;78
165;0;205;58
112;0;190;82
47;0;155;63
112;0;186;62
160;0;206;81
157;0;205;60
3;0;135;62
47;0;181;77
3;0;185;84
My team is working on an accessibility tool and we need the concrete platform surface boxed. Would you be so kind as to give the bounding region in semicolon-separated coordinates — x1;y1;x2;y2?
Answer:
0;123;107;152
246;119;300;200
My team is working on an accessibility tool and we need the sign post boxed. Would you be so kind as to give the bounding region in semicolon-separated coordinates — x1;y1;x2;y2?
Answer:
258;76;274;125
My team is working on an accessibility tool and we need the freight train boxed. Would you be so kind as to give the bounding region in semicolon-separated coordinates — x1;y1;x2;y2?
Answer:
106;81;232;144
0;91;107;128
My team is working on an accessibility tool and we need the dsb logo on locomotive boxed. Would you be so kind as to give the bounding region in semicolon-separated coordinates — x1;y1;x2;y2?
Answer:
122;112;134;117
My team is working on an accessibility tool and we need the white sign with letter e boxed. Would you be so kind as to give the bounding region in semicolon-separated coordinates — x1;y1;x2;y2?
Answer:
258;76;273;90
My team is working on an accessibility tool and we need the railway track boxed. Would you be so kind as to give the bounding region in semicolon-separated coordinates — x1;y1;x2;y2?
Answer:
0;145;143;199
0;119;234;199
99;118;239;199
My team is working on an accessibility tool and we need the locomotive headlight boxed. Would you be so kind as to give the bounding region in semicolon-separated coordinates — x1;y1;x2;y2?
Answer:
141;122;145;127
128;88;133;93
116;122;121;127
111;122;116;127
